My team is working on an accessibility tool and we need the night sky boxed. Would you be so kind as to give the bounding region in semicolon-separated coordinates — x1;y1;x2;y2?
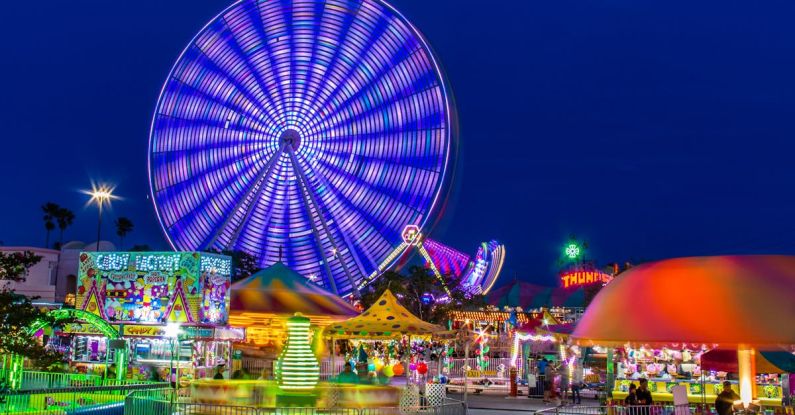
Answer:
3;0;795;287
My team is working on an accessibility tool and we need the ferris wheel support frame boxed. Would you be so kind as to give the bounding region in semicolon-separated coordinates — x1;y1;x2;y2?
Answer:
287;146;359;296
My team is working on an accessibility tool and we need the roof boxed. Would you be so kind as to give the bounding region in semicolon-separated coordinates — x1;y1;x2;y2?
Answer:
230;262;358;317
325;289;444;339
571;255;795;348
487;281;585;308
701;349;795;373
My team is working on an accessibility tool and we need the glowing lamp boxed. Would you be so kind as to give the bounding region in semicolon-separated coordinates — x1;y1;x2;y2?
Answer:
276;313;320;390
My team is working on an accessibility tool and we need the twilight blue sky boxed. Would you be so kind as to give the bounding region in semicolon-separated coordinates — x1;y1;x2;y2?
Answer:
2;0;794;286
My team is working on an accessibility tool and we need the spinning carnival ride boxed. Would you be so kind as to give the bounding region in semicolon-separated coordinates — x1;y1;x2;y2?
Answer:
148;0;454;297
361;226;506;295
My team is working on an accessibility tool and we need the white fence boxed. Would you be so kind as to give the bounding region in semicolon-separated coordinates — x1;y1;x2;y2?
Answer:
242;357;533;380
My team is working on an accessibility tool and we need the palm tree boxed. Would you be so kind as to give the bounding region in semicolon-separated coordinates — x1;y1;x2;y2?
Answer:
55;207;76;248
41;202;60;248
114;217;134;250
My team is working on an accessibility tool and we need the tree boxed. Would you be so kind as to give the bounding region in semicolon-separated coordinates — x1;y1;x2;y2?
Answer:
55;207;75;248
207;249;261;282
114;217;134;250
129;244;152;252
358;265;486;325
41;202;60;248
0;251;67;370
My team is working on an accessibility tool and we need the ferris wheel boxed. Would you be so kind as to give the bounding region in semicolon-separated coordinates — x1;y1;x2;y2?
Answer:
148;0;454;296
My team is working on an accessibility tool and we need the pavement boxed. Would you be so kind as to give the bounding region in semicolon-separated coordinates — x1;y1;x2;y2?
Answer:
446;393;601;415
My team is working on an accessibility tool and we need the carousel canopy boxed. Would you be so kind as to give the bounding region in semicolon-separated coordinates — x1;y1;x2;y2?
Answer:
701;349;795;374
325;289;444;339
230;262;358;316
571;256;795;348
487;281;585;308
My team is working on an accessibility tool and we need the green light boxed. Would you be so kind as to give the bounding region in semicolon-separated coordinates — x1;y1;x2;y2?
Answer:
276;313;320;391
564;243;581;260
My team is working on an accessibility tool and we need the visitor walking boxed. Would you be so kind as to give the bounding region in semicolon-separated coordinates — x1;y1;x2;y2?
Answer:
715;381;740;415
636;378;653;415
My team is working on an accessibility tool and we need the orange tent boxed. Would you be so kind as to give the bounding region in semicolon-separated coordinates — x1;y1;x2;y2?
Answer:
571;255;795;349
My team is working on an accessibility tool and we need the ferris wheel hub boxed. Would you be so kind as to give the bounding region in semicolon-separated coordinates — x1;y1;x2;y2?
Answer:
280;128;302;150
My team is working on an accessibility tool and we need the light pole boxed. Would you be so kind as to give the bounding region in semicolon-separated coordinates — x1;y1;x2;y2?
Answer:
165;323;182;391
85;184;116;251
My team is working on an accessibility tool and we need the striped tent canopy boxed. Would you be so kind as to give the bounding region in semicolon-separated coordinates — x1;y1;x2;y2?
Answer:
701;349;795;374
230;262;358;316
325;289;444;339
487;280;585;308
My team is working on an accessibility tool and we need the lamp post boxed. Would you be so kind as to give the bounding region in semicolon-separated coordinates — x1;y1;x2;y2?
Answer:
165;323;181;390
86;184;116;251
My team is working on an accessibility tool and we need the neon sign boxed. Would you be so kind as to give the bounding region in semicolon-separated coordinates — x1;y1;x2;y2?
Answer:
560;270;612;288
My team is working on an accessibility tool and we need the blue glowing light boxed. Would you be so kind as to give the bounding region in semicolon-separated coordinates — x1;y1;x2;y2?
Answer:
148;0;453;296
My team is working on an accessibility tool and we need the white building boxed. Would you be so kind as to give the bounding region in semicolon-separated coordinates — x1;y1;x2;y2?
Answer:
0;241;116;304
0;246;60;302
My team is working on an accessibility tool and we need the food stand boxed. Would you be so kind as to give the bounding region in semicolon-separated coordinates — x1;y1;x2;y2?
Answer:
74;251;242;380
571;255;795;410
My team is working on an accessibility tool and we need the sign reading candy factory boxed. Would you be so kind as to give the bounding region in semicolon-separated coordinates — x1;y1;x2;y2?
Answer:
76;252;232;326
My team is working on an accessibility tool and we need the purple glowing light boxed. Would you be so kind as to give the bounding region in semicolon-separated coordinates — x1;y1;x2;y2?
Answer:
148;0;453;296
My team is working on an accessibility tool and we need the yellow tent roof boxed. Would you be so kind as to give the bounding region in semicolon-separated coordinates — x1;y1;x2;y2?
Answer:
324;289;444;339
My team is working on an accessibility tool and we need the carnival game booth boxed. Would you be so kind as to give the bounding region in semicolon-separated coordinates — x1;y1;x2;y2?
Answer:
571;256;795;410
324;290;445;379
74;251;240;381
228;262;359;377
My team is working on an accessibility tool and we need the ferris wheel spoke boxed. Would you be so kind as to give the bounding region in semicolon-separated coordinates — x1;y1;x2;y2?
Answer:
304;44;429;135
153;141;273;231
168;48;281;132
312;143;439;216
292;1;380;128
288;1;325;129
217;4;293;127
311;70;442;140
205;143;287;249
292;151;386;275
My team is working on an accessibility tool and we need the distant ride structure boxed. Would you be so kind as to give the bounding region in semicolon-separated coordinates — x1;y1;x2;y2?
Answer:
361;225;505;295
148;0;455;296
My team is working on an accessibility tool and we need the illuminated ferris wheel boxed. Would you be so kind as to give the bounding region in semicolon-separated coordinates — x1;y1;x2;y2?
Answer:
148;0;454;296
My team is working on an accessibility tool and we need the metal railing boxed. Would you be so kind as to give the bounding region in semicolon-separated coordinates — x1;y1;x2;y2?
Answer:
537;404;692;415
125;388;467;415
0;383;169;415
17;371;159;391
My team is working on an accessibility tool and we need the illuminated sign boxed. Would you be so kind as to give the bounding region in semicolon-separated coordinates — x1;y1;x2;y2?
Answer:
560;270;612;288
77;252;232;325
401;225;421;246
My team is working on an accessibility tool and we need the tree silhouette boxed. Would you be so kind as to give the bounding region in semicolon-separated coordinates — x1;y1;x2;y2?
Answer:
54;207;75;248
114;217;134;250
41;202;60;248
358;266;485;324
0;251;68;372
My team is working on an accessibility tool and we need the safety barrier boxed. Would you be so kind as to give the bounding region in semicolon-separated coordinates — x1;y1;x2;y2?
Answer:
537;404;693;415
16;371;159;391
125;388;467;415
0;383;169;415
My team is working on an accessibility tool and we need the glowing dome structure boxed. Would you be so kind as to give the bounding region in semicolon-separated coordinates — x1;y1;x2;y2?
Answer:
148;0;454;297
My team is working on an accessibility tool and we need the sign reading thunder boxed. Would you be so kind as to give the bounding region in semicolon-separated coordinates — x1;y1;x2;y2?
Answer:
560;269;613;289
76;252;231;325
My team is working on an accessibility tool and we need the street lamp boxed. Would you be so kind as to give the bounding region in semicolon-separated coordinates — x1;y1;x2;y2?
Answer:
165;323;181;389
84;183;117;251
